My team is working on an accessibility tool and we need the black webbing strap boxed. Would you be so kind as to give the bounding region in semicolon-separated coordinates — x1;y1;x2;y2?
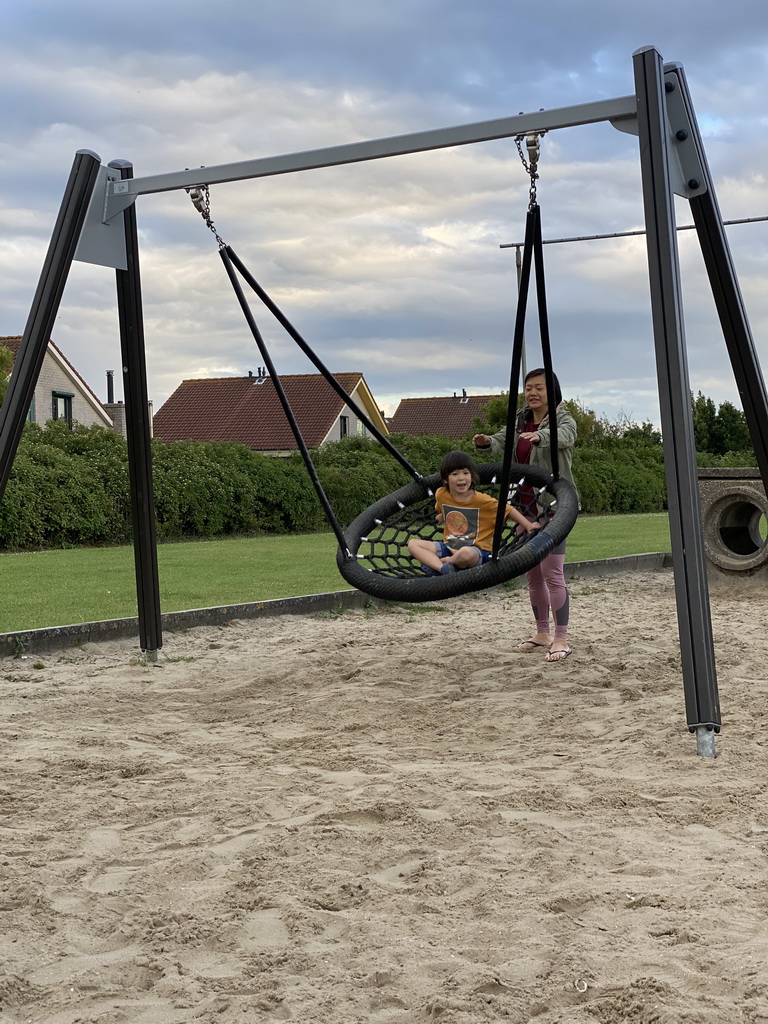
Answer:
225;247;422;483
490;202;558;559
532;206;560;480
218;246;351;553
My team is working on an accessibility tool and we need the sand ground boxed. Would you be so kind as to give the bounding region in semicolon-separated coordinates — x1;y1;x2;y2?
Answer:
2;568;768;1024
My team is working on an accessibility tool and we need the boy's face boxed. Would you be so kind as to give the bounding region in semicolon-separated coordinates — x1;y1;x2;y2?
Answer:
446;467;473;494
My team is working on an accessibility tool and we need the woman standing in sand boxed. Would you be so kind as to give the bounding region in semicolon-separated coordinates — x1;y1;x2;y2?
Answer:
472;368;577;663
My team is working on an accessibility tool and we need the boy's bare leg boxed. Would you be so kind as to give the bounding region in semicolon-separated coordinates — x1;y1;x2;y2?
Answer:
407;539;444;572
444;546;482;570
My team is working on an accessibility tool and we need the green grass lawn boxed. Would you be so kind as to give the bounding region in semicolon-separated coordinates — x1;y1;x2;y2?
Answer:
565;511;671;562
0;513;671;633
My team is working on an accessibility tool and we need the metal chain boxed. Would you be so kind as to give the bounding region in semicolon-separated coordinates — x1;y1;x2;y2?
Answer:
515;131;546;210
186;183;226;249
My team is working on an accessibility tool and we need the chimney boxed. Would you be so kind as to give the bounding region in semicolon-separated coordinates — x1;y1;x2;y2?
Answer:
106;370;114;404
462;388;467;398
248;370;253;378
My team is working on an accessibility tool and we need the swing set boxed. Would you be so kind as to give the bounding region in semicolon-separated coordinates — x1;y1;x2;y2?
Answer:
1;46;767;757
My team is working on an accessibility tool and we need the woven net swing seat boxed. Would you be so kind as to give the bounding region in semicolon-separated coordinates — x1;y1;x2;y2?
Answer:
336;461;579;603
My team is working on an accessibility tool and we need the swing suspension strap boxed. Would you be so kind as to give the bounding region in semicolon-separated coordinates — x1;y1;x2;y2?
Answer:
490;134;560;560
188;185;426;554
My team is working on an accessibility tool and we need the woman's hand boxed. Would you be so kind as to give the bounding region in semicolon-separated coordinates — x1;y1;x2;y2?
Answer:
472;433;492;448
519;431;541;443
525;520;541;534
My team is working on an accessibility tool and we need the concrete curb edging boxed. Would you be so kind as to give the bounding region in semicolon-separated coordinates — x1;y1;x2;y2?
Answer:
563;551;673;578
1;552;673;658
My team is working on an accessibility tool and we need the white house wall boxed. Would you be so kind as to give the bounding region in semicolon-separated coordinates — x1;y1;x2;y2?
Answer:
319;399;366;446
33;351;112;429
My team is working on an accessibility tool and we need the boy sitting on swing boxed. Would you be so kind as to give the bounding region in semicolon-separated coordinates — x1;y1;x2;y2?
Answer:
407;450;539;576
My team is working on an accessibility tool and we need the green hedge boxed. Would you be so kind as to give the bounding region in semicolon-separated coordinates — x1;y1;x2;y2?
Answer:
0;421;756;551
573;442;667;514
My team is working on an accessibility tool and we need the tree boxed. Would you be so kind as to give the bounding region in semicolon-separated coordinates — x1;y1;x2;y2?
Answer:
690;390;753;456
691;391;717;453
709;400;752;456
622;421;662;445
472;391;523;434
562;399;617;446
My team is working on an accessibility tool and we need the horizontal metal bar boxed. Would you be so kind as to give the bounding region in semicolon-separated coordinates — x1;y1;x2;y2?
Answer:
500;215;768;248
104;94;637;219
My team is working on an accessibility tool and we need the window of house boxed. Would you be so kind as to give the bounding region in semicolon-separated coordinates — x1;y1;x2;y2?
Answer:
52;391;74;427
340;414;349;438
27;395;36;424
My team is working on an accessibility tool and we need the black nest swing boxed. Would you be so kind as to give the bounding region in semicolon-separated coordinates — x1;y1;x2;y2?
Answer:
189;179;579;603
336;461;577;601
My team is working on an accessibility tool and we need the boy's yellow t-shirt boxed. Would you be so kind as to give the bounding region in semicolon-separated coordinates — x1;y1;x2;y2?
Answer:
434;487;511;552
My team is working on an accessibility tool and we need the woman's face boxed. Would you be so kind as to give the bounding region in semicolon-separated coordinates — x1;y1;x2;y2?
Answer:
524;374;548;415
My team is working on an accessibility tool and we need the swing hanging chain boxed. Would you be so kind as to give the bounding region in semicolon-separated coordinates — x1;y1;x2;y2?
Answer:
187;183;226;250
515;131;547;210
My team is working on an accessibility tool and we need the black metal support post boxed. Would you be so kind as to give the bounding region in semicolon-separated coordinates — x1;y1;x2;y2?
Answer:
667;64;768;489
633;47;720;755
0;150;101;500
110;160;162;658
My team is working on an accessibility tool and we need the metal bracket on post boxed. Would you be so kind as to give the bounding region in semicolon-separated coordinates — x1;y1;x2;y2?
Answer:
609;64;707;203
663;68;707;200
107;178;141;220
74;164;128;270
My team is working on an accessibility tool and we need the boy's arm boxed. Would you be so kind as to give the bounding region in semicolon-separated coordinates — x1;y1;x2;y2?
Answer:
505;504;540;533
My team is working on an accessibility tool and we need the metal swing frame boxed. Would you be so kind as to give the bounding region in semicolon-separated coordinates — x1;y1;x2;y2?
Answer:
1;46;767;756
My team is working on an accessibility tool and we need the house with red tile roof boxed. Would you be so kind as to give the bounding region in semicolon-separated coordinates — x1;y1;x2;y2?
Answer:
0;336;113;430
152;371;388;454
387;392;497;439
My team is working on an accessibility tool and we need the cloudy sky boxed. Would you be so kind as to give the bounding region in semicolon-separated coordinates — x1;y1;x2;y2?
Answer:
2;0;768;428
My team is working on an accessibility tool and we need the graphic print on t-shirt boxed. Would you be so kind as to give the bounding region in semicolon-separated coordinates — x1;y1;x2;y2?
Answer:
442;503;480;549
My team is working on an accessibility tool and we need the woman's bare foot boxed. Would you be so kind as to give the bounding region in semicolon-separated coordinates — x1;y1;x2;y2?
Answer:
546;640;573;662
516;633;550;651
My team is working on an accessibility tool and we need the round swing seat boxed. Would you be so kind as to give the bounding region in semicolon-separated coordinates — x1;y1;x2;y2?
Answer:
336;462;579;602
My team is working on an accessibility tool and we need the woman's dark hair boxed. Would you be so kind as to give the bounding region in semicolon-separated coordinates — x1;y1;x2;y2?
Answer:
439;450;479;486
524;368;562;407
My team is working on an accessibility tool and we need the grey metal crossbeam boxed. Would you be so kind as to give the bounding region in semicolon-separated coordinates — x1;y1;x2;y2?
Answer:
102;95;637;221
